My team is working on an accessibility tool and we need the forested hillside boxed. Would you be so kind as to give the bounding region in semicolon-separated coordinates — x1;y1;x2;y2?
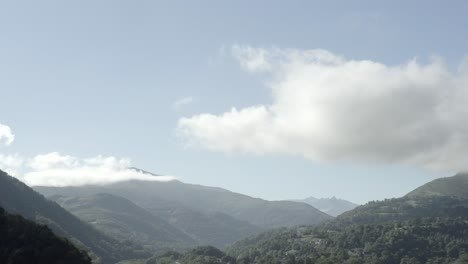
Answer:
0;207;92;264
223;184;468;264
227;217;468;264
407;173;468;198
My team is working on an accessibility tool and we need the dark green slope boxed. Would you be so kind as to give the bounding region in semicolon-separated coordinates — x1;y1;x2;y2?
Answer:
0;170;148;264
50;193;198;251
35;170;331;229
406;172;468;199
0;207;91;264
146;246;237;264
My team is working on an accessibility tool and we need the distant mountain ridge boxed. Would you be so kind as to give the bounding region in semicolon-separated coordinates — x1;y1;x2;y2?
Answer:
292;196;358;216
34;168;331;248
35;170;331;229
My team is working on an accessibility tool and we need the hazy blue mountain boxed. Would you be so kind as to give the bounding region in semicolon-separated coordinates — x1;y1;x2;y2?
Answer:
0;207;92;264
35;168;331;229
406;172;468;199
292;196;358;216
49;193;197;251
0;170;148;264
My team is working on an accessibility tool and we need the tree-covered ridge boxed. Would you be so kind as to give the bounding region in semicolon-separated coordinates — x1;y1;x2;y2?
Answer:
226;217;468;264
145;246;237;264
0;207;92;264
223;195;468;263
406;173;468;199
327;196;468;229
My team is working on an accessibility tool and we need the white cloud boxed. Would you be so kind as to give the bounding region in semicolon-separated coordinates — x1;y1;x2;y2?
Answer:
0;154;24;176
0;152;176;186
178;46;468;171
0;123;15;146
28;152;79;170
172;96;195;110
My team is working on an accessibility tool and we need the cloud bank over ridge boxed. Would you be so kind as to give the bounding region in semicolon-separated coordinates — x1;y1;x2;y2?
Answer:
0;152;176;186
178;46;468;171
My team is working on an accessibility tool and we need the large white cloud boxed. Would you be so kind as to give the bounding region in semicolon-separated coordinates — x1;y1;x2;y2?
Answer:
0;152;176;186
0;123;15;146
178;46;468;171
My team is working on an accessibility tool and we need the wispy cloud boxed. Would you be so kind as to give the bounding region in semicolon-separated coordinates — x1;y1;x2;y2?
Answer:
178;46;468;171
0;123;15;146
172;96;195;110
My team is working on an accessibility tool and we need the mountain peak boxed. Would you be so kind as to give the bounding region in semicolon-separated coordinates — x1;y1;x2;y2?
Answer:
128;167;161;176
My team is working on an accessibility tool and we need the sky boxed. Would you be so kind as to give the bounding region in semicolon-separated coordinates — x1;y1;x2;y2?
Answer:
1;0;467;204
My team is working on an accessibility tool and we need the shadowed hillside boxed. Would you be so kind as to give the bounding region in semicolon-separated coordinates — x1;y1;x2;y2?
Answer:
0;207;92;264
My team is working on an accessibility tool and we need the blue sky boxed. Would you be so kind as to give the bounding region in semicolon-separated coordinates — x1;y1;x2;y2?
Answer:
1;1;467;204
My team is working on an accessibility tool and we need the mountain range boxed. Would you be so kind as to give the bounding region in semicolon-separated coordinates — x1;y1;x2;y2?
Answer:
34;168;331;249
0;168;332;263
3;167;468;263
